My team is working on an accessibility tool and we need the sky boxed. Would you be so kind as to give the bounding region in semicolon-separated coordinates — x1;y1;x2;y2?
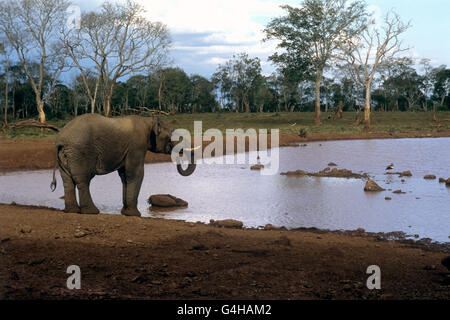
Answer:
73;0;450;79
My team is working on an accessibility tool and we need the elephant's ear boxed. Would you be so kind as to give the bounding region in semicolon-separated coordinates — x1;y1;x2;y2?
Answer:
148;116;160;151
152;115;161;135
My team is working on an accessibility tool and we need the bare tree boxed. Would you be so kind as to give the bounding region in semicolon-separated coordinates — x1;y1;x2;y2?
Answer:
72;0;171;117
62;29;102;114
265;0;368;125
0;39;12;124
0;0;69;123
338;11;411;128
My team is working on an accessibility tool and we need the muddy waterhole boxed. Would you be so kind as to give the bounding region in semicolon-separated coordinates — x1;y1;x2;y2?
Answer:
1;138;449;242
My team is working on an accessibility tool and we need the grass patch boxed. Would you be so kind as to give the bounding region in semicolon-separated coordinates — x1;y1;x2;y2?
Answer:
1;111;449;139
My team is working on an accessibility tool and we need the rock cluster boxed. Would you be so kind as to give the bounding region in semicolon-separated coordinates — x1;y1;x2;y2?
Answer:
280;169;307;176
387;170;412;177
209;219;243;229
364;180;385;192
281;167;367;179
148;194;188;207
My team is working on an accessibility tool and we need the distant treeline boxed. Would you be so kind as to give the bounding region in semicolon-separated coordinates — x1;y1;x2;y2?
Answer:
0;0;449;125
1;60;449;121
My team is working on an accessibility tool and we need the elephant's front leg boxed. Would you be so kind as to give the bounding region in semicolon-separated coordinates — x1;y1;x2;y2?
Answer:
120;161;144;217
118;167;128;209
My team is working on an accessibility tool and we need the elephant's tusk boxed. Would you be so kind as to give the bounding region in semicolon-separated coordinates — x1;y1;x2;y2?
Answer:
184;145;202;152
289;123;296;127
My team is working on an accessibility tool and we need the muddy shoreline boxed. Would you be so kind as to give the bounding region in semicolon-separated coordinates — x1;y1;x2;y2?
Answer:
1;204;449;300
3;202;449;253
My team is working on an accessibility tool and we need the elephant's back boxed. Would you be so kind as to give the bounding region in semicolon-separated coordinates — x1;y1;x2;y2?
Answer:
56;114;113;145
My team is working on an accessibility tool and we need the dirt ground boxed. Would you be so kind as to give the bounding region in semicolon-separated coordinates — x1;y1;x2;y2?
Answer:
0;134;449;300
0;204;449;300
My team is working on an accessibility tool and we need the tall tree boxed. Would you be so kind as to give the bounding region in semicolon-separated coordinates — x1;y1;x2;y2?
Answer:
0;39;11;124
433;66;450;108
419;58;433;111
339;10;411;128
70;0;171;117
264;0;367;125
190;75;216;113
159;68;192;113
0;0;69;123
213;53;261;113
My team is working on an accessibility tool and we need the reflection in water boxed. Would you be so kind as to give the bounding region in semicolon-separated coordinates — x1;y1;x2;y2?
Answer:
0;138;449;242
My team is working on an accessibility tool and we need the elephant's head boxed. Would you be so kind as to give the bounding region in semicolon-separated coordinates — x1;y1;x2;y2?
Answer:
149;117;196;176
149;117;174;154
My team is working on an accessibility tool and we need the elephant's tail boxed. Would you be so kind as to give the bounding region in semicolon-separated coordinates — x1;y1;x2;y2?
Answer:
50;145;59;192
51;144;71;192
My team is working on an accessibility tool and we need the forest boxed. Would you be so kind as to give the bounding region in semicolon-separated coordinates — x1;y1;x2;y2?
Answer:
0;0;449;127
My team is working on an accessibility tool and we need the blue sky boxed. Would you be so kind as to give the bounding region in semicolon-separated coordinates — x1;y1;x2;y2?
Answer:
73;0;450;79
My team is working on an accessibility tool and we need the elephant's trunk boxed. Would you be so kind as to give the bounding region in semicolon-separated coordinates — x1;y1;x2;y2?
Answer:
177;163;196;176
176;147;199;176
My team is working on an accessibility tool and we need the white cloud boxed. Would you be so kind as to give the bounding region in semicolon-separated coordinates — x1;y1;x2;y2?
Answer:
136;0;297;76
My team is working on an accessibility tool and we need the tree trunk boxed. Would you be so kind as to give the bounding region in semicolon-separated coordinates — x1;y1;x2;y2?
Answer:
104;97;111;117
37;98;46;123
314;69;322;125
245;100;250;113
12;87;15;120
4;59;8;125
90;100;96;114
356;87;361;111
91;80;99;114
363;84;371;129
158;80;163;111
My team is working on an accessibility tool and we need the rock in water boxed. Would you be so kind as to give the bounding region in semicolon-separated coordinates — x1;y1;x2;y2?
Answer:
148;194;188;207
210;219;243;229
364;180;385;192
423;175;436;180
250;164;264;170
280;169;307;176
399;171;412;177
446;178;450;187
327;162;338;167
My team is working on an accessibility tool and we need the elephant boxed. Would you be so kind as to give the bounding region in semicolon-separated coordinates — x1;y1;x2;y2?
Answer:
50;113;196;217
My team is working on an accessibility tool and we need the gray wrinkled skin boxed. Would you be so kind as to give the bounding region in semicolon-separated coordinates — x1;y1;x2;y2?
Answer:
51;114;195;217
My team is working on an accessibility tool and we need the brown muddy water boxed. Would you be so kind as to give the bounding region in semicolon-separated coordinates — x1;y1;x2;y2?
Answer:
0;138;449;242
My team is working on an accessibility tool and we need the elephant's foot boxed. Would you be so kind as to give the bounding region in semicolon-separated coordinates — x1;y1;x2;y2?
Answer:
121;207;141;217
80;206;100;214
64;205;80;214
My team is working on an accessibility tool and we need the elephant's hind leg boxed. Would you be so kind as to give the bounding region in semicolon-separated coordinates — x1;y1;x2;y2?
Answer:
75;176;99;214
120;164;143;217
60;169;80;213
